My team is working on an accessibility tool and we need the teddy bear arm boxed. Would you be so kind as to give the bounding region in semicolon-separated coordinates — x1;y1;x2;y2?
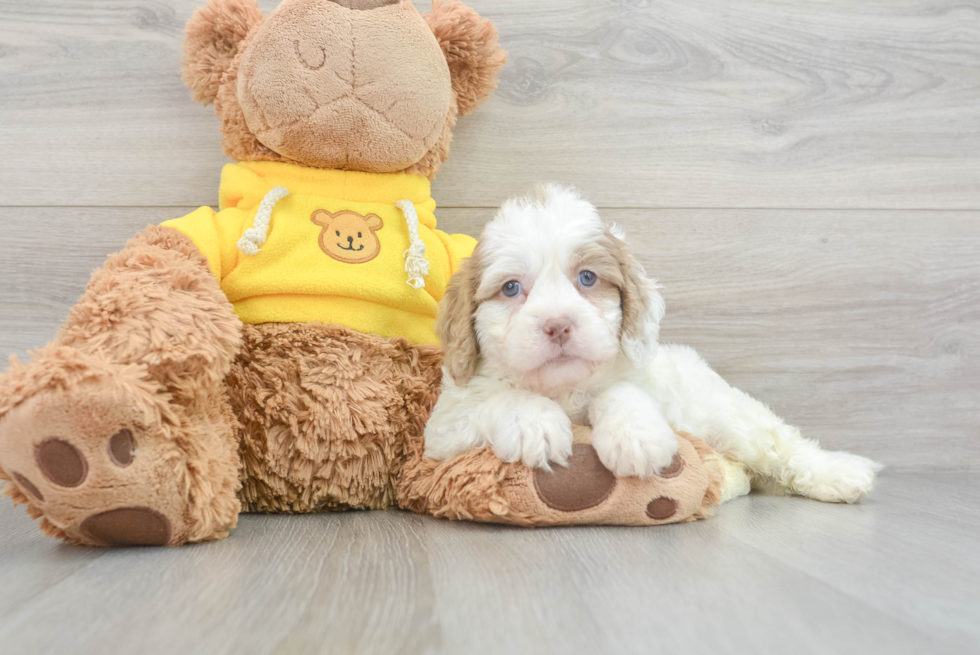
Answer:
0;223;244;546
398;429;726;527
432;228;478;277
57;224;243;402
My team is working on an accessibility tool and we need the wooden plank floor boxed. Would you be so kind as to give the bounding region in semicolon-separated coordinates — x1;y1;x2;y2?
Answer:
0;473;977;654
1;0;978;652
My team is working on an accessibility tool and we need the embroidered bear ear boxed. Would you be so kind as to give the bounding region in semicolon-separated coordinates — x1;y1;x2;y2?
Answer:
423;0;508;117
182;0;265;105
310;209;335;227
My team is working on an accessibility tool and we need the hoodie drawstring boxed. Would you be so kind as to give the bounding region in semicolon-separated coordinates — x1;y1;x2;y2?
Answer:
396;199;429;289
237;186;291;256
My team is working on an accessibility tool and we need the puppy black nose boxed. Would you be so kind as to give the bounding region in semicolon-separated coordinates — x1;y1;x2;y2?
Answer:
543;319;572;345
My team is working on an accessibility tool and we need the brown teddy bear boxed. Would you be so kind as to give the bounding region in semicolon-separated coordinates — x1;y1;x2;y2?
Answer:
0;0;726;547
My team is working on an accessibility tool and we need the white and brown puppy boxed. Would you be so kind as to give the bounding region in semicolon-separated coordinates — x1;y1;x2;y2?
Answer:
423;185;882;503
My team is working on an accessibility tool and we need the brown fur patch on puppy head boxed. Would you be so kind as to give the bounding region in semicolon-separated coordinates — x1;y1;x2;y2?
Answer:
605;230;664;367
567;227;660;353
436;246;484;385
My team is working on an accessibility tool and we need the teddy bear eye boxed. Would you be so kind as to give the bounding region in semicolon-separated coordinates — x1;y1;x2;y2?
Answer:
336;230;340;237
295;40;327;71
358;232;362;238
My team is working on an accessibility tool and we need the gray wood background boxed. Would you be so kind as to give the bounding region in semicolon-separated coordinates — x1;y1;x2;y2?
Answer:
1;2;979;654
1;0;976;470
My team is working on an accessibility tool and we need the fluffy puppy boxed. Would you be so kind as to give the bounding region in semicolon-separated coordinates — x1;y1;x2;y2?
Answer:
424;185;882;503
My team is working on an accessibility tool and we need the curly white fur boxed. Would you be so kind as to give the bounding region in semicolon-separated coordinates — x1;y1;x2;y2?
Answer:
424;185;883;503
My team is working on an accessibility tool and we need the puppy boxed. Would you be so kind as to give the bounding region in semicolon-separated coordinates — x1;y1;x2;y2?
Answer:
423;185;882;503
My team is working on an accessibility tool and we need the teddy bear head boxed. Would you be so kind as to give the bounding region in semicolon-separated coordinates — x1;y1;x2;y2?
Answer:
182;0;507;179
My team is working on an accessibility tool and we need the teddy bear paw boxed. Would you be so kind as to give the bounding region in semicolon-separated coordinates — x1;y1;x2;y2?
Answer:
0;376;190;546
527;435;702;525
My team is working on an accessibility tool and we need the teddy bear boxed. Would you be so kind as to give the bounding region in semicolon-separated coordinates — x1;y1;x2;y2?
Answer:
0;0;506;547
0;0;730;547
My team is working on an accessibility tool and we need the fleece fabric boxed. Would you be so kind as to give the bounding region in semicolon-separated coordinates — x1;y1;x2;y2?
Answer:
162;161;476;344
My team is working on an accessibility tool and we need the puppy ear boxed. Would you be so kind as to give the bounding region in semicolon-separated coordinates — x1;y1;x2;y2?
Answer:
182;0;264;105
436;250;482;385
424;0;508;117
614;237;665;368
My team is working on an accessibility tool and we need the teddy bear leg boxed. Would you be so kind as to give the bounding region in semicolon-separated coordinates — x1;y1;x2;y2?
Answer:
0;349;242;546
399;427;728;526
228;323;442;513
0;226;243;545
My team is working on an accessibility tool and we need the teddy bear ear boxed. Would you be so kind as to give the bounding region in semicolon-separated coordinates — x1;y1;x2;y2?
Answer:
424;0;508;117
181;0;265;105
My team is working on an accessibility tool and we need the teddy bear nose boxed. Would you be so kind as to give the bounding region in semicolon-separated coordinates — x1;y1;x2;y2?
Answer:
347;235;354;244
326;0;400;10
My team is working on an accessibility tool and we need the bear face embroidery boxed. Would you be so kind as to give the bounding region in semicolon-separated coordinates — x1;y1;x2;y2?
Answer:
311;209;384;264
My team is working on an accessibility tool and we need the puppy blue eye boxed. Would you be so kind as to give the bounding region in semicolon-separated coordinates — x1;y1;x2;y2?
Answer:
502;280;522;297
579;270;597;287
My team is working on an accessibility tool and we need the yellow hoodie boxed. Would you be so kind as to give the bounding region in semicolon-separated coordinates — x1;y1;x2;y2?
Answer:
162;162;475;345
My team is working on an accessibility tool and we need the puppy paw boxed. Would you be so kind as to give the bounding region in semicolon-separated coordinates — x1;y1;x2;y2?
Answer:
591;414;679;478
588;382;679;478
791;449;883;504
490;397;573;471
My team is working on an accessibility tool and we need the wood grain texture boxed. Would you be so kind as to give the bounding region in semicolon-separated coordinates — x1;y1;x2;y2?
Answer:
0;0;978;208
0;473;977;654
1;207;977;471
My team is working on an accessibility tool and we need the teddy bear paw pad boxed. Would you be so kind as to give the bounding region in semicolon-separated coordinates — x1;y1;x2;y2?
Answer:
11;472;44;501
533;444;617;512
81;507;172;546
36;438;88;487
657;453;684;478
646;496;678;520
107;429;136;468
